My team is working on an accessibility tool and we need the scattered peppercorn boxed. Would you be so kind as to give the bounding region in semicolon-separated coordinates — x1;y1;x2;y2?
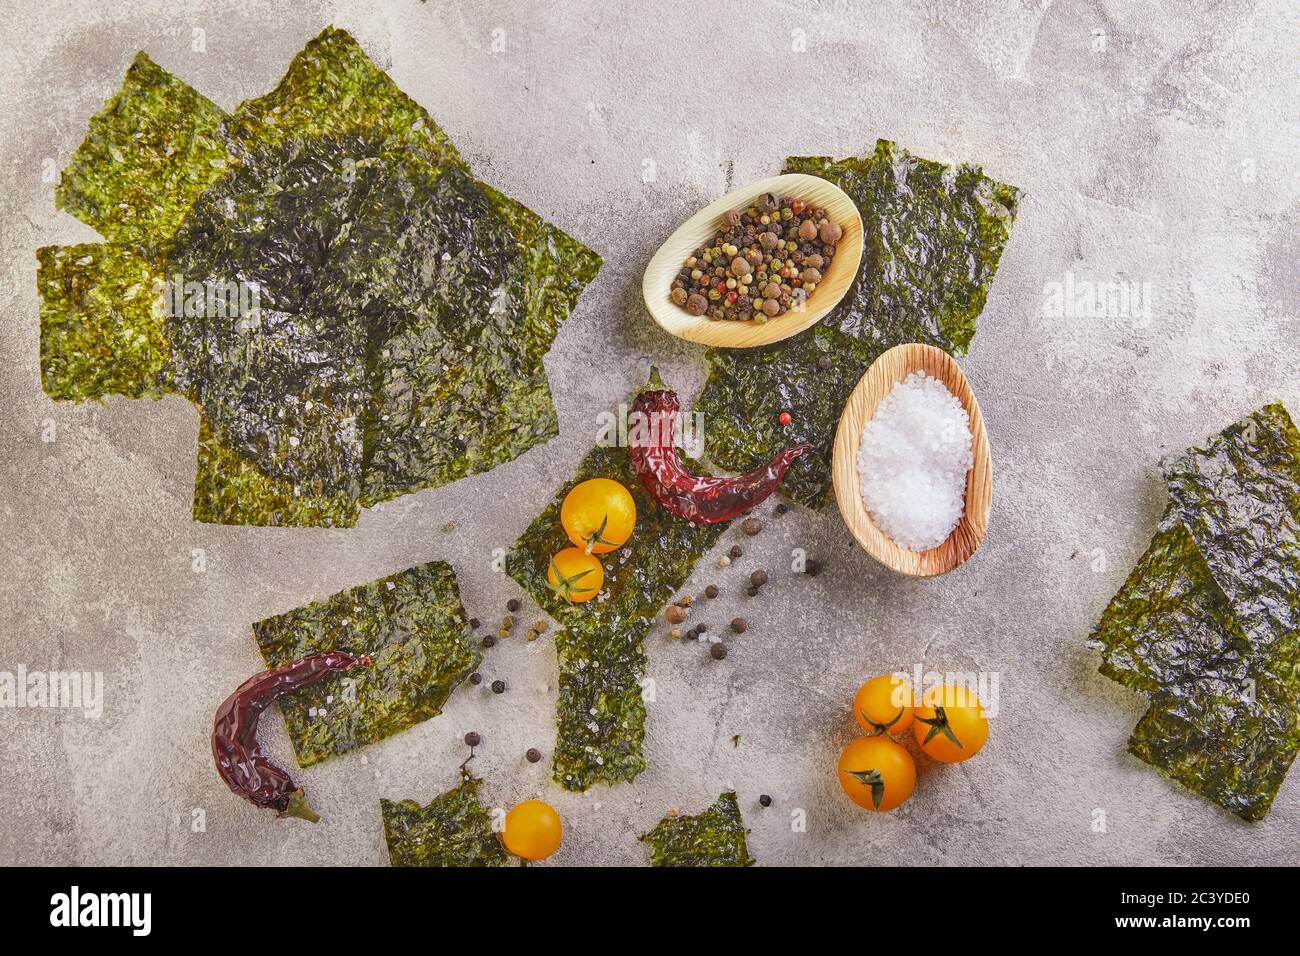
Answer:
750;569;768;588
696;623;708;633
775;502;789;515
759;794;773;807
526;748;542;763
741;517;762;536
705;584;720;599
491;679;506;695
710;643;728;660
747;586;760;597
464;731;481;747
665;605;687;625
469;672;483;685
482;635;496;648
506;598;521;612
469;618;481;629
670;196;841;322
730;545;743;559
731;617;748;634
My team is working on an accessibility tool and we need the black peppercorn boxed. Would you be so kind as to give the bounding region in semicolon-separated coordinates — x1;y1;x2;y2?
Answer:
731;617;748;634
482;635;496;648
759;794;773;807
750;569;768;588
710;643;728;660
775;502;789;515
469;618;481;629
526;748;542;763
464;731;481;747
747;586;759;597
507;598;521;612
729;545;743;559
469;672;483;685
705;584;720;599
491;679;506;694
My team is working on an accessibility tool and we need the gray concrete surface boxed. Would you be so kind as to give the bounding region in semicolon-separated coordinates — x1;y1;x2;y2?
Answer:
1;0;1297;866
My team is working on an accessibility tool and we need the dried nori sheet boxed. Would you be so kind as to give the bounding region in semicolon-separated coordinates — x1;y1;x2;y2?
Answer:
252;561;480;767
1091;403;1300;820
381;769;510;867
507;381;728;791
640;791;754;867
696;140;1021;508
40;27;599;526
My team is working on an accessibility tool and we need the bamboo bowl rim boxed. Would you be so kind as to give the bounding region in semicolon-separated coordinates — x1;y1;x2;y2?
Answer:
642;173;865;348
831;343;991;577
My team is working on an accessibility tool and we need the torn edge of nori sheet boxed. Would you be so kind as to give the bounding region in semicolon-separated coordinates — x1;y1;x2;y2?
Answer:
380;767;511;867
699;139;1021;508
253;560;480;766
37;243;171;401
640;791;754;867
506;378;728;791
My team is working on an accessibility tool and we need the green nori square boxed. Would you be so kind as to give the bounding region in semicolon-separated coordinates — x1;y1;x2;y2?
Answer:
40;26;600;526
640;791;754;867
696;140;1021;508
507;379;728;791
1091;403;1300;820
381;769;510;867
252;560;480;767
37;244;171;402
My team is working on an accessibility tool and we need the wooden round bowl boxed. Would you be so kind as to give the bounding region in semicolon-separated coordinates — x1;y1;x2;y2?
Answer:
831;344;991;577
642;173;864;348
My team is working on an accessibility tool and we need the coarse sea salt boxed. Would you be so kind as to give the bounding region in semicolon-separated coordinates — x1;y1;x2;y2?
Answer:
857;371;973;552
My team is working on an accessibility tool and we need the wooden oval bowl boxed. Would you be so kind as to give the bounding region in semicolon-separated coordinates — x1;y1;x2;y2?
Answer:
831;343;991;577
642;173;864;348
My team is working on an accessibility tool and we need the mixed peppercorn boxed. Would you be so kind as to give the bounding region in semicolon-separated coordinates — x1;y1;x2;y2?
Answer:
670;194;843;323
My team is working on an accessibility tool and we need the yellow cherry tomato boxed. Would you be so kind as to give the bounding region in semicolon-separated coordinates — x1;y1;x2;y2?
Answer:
853;674;915;737
837;736;916;812
503;799;563;860
912;683;989;763
546;547;604;603
560;478;637;554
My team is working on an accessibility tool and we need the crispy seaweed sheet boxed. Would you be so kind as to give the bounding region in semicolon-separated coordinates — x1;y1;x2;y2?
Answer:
253;560;480;767
380;769;510;867
40;27;600;526
1091;403;1300;820
507;378;728;791
640;791;754;867
697;140;1021;508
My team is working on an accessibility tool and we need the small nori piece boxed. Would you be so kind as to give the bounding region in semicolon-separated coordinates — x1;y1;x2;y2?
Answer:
640;791;754;867
253;561;480;767
1090;404;1300;820
37;244;171;401
507;377;728;791
696;140;1021;508
381;769;510;867
55;52;228;250
40;27;600;527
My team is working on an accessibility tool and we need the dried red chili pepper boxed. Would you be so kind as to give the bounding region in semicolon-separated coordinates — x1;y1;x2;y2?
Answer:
212;650;370;822
629;368;810;524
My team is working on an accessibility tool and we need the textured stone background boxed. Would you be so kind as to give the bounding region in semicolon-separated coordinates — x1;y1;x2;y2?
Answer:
1;0;1296;866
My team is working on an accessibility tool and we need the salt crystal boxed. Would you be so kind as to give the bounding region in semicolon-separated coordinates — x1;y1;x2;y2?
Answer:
857;371;973;551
